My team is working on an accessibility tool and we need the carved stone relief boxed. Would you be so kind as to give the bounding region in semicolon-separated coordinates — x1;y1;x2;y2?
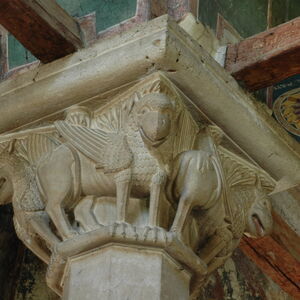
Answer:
0;72;275;298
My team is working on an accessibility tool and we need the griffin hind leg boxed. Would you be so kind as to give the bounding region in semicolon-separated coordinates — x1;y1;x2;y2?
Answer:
170;191;193;240
37;145;78;240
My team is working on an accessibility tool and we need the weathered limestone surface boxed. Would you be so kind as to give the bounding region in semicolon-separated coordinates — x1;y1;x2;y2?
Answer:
178;13;221;61
0;14;298;300
62;245;191;300
0;72;276;299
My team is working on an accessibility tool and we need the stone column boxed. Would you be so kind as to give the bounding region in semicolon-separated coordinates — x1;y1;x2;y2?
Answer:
62;244;191;300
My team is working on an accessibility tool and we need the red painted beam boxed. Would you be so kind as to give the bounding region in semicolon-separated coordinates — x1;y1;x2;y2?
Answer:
225;17;300;91
240;236;300;298
0;0;83;64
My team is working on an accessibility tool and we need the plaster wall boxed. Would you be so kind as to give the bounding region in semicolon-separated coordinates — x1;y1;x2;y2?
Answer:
198;0;300;37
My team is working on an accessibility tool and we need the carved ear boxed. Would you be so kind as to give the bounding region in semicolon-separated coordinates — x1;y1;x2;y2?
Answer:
133;92;141;103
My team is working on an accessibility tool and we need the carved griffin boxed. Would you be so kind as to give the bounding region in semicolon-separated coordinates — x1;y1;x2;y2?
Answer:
0;88;181;260
167;130;274;285
0;77;274;297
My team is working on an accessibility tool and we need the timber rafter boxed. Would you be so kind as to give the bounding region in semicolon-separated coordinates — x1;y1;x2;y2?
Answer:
225;17;300;90
240;235;300;298
0;0;83;63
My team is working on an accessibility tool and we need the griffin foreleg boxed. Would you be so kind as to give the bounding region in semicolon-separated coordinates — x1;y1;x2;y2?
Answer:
149;170;167;227
114;168;132;222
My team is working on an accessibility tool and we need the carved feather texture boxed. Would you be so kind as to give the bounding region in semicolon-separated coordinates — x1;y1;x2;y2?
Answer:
25;134;60;166
0;141;8;152
93;98;133;132
55;120;133;173
218;146;274;190
172;109;198;158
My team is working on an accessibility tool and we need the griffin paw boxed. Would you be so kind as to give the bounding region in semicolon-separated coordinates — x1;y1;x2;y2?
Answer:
143;226;166;242
170;228;184;243
111;221;132;238
62;229;79;240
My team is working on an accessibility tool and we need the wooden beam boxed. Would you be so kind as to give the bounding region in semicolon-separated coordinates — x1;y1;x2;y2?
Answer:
240;236;300;298
0;26;8;77
0;0;83;64
225;17;300;90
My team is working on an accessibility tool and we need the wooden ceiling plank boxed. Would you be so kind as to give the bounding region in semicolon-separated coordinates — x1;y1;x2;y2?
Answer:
0;0;83;64
225;17;300;90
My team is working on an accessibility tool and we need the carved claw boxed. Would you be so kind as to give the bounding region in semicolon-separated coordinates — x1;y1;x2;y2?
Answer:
143;226;166;242
111;222;118;237
130;225;138;240
158;227;167;242
85;224;101;232
152;226;159;243
120;222;128;238
170;228;184;243
143;226;151;241
111;221;131;238
63;229;79;241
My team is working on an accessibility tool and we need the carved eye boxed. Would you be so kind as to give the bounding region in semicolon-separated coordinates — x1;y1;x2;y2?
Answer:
140;107;150;114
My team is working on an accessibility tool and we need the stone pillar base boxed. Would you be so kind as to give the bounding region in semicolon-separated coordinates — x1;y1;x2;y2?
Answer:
62;244;191;300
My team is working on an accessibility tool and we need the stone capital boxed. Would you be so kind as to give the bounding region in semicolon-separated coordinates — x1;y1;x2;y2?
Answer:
0;71;277;298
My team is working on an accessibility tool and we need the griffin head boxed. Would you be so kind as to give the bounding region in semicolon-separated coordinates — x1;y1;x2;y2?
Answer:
245;179;273;238
134;92;176;147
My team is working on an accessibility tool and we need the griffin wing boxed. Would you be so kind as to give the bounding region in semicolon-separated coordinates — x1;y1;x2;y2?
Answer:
54;121;132;173
218;146;275;191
